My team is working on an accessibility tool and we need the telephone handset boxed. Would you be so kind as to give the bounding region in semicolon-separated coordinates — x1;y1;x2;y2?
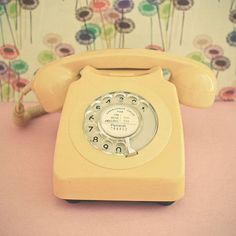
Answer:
14;49;216;204
29;49;215;113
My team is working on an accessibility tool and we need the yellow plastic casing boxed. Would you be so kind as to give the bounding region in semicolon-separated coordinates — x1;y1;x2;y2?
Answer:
53;66;185;202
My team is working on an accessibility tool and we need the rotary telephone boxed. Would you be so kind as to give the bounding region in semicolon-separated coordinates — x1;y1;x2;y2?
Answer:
13;49;216;205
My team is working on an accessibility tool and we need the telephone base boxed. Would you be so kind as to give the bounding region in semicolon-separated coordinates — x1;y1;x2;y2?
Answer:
54;174;184;203
53;65;185;204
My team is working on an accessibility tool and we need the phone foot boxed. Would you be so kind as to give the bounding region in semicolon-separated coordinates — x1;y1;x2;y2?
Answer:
65;200;81;204
158;201;175;206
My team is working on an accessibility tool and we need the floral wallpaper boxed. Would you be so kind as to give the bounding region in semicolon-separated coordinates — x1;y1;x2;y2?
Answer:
0;0;236;102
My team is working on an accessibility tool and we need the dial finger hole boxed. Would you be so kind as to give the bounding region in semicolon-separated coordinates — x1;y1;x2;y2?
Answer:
101;140;114;153
90;101;103;112
138;100;149;113
84;123;98;136
89;132;103;149
114;142;127;155
113;93;126;103
85;111;98;124
101;94;113;105
127;95;139;105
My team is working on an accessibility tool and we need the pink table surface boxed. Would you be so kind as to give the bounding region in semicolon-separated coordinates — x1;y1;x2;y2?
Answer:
0;102;236;236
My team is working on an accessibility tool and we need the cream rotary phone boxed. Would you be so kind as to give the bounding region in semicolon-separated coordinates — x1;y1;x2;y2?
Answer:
14;49;216;205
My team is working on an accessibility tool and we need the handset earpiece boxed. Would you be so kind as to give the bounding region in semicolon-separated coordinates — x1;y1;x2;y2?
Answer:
171;65;216;107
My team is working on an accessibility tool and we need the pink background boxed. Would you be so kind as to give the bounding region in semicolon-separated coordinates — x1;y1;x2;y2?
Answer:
0;103;236;236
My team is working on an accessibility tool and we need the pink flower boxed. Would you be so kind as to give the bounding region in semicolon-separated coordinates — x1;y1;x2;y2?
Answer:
11;78;29;92
0;44;19;60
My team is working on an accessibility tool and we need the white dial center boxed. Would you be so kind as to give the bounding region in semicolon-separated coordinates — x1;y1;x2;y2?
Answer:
99;105;140;138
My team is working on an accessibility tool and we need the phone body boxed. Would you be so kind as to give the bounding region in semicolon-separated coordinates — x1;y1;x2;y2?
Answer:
19;49;217;204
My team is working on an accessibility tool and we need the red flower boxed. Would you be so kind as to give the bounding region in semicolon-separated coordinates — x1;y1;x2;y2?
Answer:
89;0;110;12
0;44;19;60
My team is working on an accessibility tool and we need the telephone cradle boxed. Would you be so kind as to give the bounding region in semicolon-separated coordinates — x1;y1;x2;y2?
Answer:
13;49;216;205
